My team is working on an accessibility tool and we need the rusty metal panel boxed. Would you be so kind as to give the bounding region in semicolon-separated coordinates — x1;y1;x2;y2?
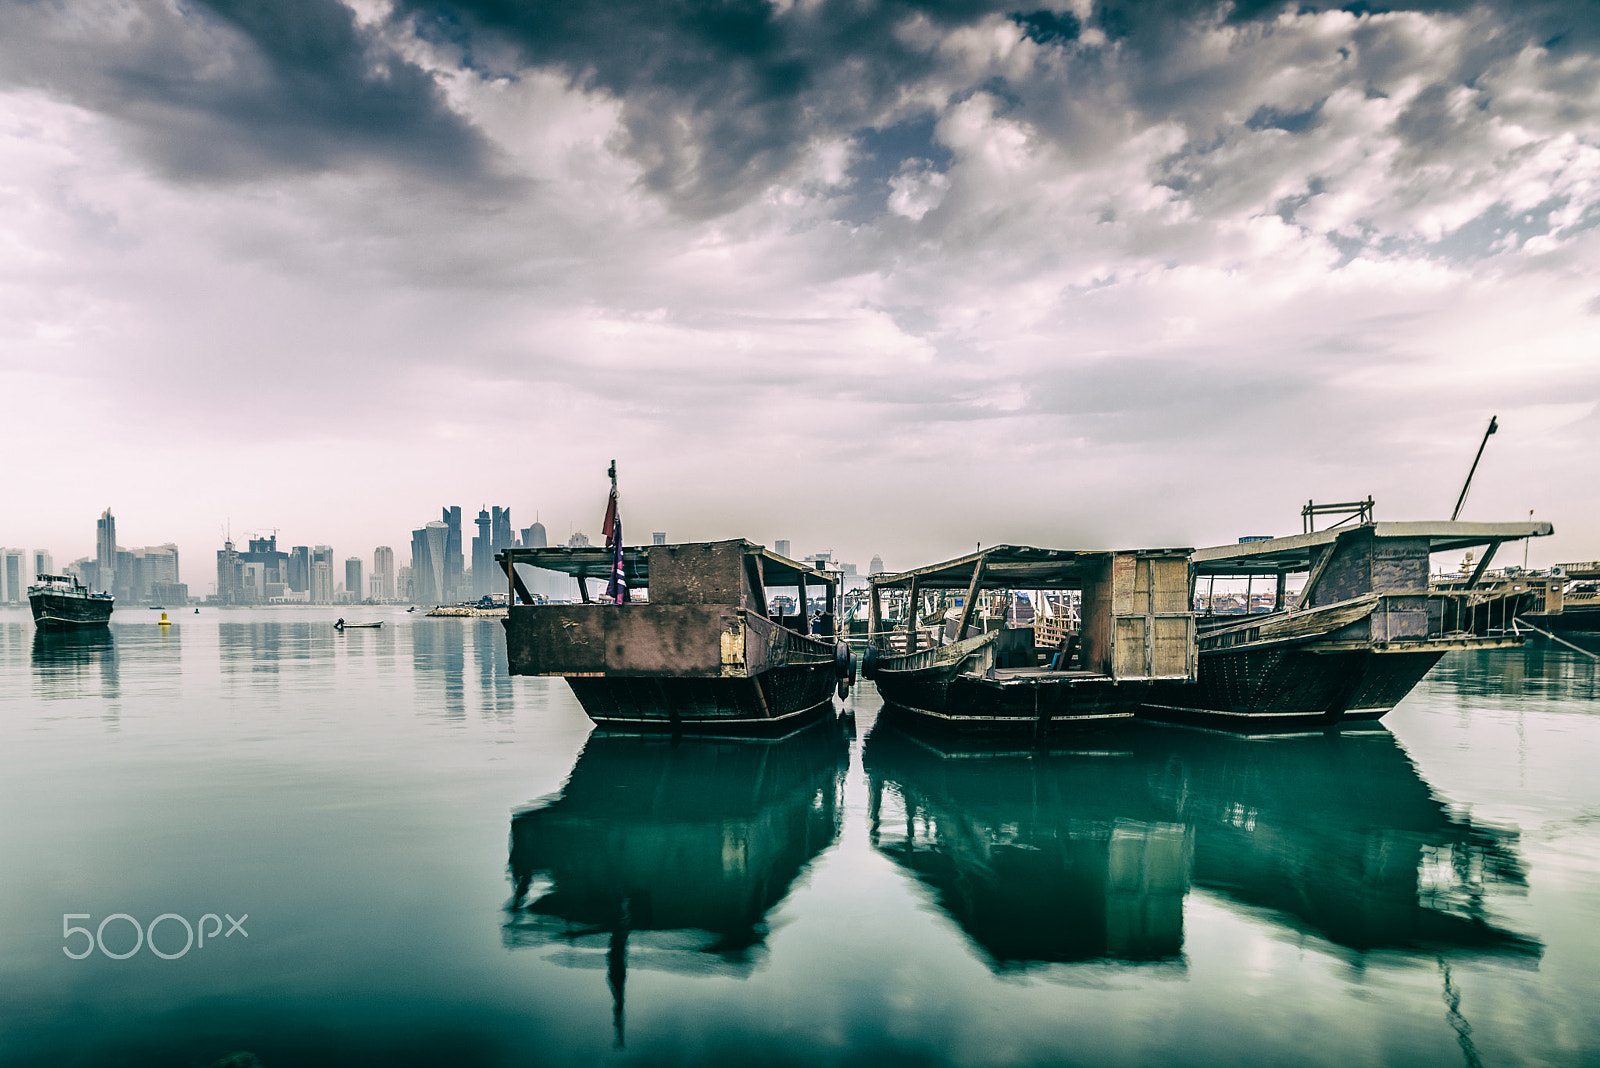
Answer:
503;603;736;677
504;604;608;675
1370;538;1430;594
1312;528;1373;605
647;542;748;605
608;605;735;675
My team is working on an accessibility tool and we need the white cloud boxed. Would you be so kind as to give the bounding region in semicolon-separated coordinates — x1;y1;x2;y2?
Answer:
2;2;1598;571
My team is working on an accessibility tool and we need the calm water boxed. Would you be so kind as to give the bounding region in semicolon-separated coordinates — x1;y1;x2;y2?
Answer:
2;607;1599;1068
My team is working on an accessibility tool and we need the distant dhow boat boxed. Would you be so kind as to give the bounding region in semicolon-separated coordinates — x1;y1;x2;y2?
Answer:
28;574;114;629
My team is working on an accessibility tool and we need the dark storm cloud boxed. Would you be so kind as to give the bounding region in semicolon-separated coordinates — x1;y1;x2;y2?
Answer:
0;0;489;182
392;0;1600;217
4;0;1597;210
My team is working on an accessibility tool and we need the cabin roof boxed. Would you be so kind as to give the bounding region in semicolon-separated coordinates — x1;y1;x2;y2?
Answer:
1192;520;1555;576
497;539;835;587
869;544;1191;590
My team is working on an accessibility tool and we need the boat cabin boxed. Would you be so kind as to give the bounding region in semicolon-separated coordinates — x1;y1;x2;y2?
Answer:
867;545;1196;683
497;539;844;680
1191;520;1554;641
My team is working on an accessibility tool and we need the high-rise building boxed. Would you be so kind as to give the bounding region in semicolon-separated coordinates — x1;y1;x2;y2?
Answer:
96;509;116;592
442;507;463;603
397;564;414;602
411;522;449;605
652;532;667;545
345;558;363;603
239;535;287;592
869;554;885;575
311;546;335;604
373;546;395;601
774;540;791;559
492;506;513;554
1;548;24;604
125;544;181;603
520;522;547;549
33;550;53;579
472;507;493;598
287;546;311;592
216;539;244;603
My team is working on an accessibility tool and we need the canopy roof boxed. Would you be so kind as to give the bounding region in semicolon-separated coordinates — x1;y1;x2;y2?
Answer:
869;545;1190;590
1192;521;1554;577
497;539;836;588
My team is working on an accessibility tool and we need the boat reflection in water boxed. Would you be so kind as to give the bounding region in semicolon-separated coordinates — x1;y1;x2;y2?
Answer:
31;626;120;700
865;722;1191;968
505;716;851;1045
864;719;1539;973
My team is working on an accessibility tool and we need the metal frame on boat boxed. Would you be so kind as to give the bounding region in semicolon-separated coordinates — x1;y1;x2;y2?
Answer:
497;540;852;734
863;545;1197;733
1141;517;1554;729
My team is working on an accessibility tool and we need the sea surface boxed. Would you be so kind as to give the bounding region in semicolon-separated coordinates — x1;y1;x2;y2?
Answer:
2;606;1599;1068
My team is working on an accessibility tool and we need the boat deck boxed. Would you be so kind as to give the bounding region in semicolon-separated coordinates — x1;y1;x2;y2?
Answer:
979;667;1108;682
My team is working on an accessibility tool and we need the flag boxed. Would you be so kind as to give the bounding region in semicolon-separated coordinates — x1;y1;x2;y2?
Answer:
603;482;628;604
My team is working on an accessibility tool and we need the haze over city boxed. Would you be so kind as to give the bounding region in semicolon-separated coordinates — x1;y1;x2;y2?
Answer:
3;0;1598;573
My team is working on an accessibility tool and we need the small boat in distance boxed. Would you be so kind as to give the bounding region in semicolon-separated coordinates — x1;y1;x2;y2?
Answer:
333;619;383;630
28;574;114;629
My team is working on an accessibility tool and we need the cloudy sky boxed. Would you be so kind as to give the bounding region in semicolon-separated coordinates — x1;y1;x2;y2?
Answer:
3;0;1598;581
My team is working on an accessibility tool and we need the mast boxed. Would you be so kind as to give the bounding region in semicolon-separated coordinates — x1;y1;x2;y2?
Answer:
1451;415;1498;521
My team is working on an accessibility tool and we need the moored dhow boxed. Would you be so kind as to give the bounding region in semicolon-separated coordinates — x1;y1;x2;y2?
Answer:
498;540;852;734
1140;503;1554;729
1518;560;1600;635
28;573;114;629
863;545;1198;733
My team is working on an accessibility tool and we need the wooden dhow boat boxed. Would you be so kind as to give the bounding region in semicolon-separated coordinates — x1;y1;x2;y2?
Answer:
28;573;114;629
862;545;1197;733
1140;505;1554;729
498;540;853;734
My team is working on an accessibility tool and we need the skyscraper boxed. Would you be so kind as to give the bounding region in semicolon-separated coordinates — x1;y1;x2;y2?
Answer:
652;532;667;545
774;540;791;559
311;546;335;604
216;539;244;603
1;548;23;604
492;506;513;554
373;546;395;601
520;522;547;549
345;558;363;603
472;507;493;598
442;506;463;603
411;522;449;605
96;509;116;592
33;550;53;580
288;546;311;592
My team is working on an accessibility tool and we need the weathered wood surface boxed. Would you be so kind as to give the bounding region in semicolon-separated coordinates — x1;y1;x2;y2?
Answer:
504;603;741;677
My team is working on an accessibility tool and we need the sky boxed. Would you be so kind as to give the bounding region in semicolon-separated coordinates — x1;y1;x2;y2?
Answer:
3;0;1598;582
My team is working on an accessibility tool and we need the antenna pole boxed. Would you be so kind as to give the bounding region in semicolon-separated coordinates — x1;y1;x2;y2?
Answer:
1451;415;1498;522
